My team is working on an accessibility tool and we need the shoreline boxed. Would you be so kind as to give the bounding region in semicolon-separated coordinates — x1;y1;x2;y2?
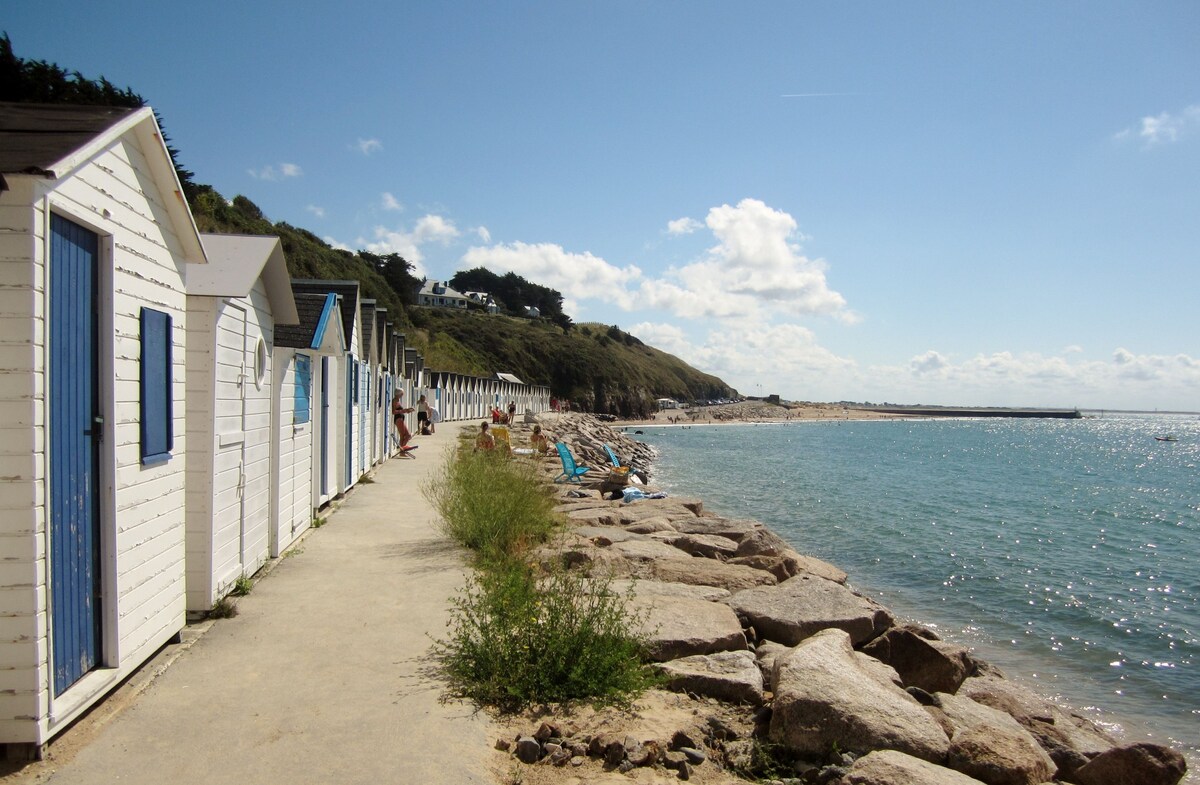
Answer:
630;416;1197;782
517;412;1192;784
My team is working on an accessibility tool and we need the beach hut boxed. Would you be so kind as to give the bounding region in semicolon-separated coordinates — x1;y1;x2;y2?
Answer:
182;234;298;611
272;292;346;549
291;281;363;497
0;103;202;750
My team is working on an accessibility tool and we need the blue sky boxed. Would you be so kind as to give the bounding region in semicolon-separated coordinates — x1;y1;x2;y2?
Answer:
8;2;1198;410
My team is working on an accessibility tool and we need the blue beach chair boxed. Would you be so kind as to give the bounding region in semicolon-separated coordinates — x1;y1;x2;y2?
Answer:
554;443;590;484
603;444;622;469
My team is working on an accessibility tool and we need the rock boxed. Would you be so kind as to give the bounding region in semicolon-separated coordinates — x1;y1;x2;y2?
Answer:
616;499;704;524
626;517;678;534
860;624;974;694
671;730;699;750
678;746;707;765
631;593;748;661
1072;743;1187;785
957;675;1119;782
672;517;761;541
656;650;765;705
788;551;850;584
733;526;793;557
728;574;894;647
612;538;695;563
611;579;731;602
571;525;647;544
663;750;689;770
754;639;790;681
651;557;778;591
840;749;989;784
533;720;560;741
515;735;542;763
495;738;512;752
769;629;950;762
946;721;1056;785
566;506;621;526
628;740;660;767
931;692;1031;739
662;532;741;559
727;554;801;581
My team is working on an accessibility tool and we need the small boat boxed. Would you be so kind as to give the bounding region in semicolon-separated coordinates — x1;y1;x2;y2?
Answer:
1154;435;1177;442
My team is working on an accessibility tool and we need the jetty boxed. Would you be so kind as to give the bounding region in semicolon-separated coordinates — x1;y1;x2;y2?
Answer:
859;405;1081;419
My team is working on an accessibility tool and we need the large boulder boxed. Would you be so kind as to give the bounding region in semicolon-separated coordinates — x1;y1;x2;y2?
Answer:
671;517;761;541
728;574;894;647
957;674;1124;781
650;558;778;592
609;579;731;602
945;721;1057;785
769;629;950;762
839;749;989;785
860;624;974;694
1072;743;1187;785
611;538;694;563
651;532;740;559
629;593;747;661
655;650;764;705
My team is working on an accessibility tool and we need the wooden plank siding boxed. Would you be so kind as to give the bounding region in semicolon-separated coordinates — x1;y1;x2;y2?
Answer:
0;111;190;745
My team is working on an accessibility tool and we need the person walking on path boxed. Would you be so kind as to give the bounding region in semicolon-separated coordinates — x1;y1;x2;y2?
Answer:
506;400;516;425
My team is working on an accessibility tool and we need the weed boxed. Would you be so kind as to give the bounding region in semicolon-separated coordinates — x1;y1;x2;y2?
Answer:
283;547;304;559
230;575;253;597
208;597;238;619
422;448;559;564
311;516;326;529
433;563;655;713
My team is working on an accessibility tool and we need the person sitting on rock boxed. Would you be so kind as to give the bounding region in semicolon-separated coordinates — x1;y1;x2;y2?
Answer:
530;424;551;455
475;421;495;452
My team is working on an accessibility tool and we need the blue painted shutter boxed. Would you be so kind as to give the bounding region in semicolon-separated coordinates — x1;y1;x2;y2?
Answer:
140;308;173;465
294;354;312;424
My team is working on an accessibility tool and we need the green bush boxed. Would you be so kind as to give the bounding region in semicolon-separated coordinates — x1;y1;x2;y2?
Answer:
434;563;655;712
422;448;559;564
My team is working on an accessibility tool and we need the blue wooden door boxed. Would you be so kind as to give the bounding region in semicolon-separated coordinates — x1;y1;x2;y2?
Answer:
48;214;103;695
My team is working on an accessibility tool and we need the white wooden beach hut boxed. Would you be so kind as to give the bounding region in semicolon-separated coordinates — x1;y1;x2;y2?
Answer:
291;281;363;495
359;299;380;468
272;292;346;551
0;103;201;750
182;234;298;611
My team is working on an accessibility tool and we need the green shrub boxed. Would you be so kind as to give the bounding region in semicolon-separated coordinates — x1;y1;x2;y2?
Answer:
434;563;655;712
422;448;559;564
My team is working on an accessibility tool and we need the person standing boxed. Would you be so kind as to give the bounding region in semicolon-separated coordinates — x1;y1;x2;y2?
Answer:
507;400;516;425
416;394;431;435
392;390;414;450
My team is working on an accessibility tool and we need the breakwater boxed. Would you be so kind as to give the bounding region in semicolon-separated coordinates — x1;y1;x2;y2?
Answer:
521;413;1191;784
859;406;1081;419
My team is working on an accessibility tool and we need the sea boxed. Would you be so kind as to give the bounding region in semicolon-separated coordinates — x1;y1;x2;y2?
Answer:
636;413;1198;777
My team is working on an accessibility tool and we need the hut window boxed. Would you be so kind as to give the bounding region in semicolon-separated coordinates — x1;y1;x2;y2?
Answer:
294;354;312;424
140;307;174;465
254;336;268;390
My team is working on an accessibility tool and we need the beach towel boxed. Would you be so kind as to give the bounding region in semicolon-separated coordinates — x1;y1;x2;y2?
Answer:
621;487;667;503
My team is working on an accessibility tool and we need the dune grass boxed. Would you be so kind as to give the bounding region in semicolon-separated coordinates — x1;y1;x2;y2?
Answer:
423;444;654;711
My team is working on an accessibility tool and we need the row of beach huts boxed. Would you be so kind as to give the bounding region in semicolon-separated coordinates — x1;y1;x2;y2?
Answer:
0;102;549;754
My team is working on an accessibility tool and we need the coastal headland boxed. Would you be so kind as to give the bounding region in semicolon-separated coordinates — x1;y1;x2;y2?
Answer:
492;411;1189;785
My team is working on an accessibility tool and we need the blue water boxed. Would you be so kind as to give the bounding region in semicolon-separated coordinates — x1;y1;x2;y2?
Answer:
638;415;1198;774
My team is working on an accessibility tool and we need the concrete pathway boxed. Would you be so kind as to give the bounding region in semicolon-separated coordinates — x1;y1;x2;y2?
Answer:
6;426;495;785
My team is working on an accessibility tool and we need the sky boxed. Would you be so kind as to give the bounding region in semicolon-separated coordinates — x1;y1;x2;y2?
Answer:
7;2;1199;410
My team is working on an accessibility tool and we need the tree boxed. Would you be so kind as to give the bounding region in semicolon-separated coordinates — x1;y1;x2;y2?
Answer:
360;251;419;308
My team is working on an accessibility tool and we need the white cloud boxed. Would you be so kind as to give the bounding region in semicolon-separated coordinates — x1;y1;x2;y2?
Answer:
413;214;460;244
462;241;643;310
910;350;950;375
356;213;459;278
306;204;326;219
381;192;404;212
1116;105;1200;147
323;235;351;252
356;138;383;155
248;162;303;181
475;226;492;243
635;199;854;323
666;217;703;235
